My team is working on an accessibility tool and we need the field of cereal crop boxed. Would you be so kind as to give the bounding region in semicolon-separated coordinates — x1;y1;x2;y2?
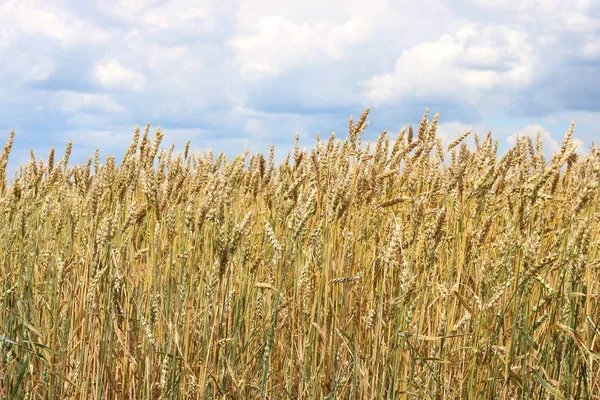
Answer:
1;108;599;399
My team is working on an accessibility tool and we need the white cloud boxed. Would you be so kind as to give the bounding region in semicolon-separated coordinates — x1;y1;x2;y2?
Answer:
0;0;108;47
94;0;214;32
564;12;589;32
142;13;169;29
107;0;164;14
0;29;11;49
582;36;600;59
482;0;598;33
361;25;536;106
230;15;370;80
95;59;146;91
141;44;206;91
143;6;210;29
57;92;126;114
3;0;72;44
537;34;558;45
123;28;140;42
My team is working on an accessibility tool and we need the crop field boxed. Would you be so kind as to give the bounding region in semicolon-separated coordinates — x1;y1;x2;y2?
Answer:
1;108;599;399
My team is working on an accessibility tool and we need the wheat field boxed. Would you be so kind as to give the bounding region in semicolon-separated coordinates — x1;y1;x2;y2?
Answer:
0;108;599;399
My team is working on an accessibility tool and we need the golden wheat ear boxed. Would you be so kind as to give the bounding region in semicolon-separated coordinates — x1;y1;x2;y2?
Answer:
0;112;596;398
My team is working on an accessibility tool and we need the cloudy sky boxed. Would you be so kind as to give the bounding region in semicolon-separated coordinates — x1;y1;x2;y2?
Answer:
0;0;599;173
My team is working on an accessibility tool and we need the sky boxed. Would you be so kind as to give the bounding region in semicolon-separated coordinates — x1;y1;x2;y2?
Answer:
0;0;599;173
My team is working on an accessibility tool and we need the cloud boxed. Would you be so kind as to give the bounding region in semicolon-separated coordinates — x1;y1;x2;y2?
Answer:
95;59;146;91
451;0;600;33
0;28;11;49
361;25;536;107
0;0;108;48
582;36;600;59
107;0;167;15
230;15;370;80
0;0;598;180
57;92;126;114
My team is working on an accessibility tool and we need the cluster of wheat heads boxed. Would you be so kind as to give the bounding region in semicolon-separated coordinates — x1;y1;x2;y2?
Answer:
0;108;599;399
